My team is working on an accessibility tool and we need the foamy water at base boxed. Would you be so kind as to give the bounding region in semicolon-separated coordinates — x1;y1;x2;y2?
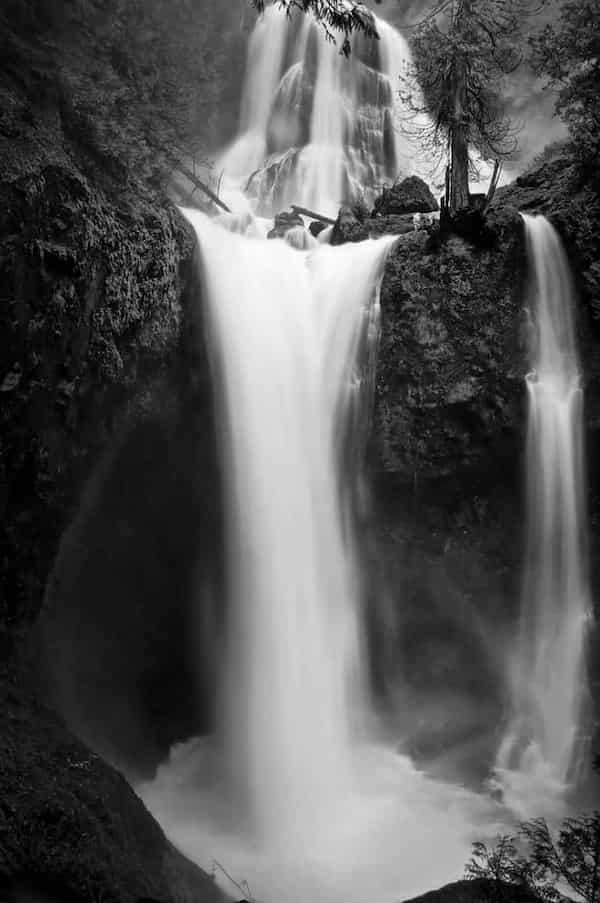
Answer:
139;742;509;903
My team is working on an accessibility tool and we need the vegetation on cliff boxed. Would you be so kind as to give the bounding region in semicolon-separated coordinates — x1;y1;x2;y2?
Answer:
531;0;600;179
0;0;242;641
0;5;235;896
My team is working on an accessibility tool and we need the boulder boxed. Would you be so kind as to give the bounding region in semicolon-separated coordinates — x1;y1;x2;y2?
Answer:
373;175;439;216
267;209;304;239
309;220;328;238
330;205;366;245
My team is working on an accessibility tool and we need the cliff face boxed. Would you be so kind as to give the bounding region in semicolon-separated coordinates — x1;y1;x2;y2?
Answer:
374;214;527;479
0;0;242;643
0;152;192;634
0;4;230;897
353;212;528;762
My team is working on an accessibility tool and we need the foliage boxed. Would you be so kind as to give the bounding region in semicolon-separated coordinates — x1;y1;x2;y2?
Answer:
399;0;540;210
0;0;242;184
250;0;379;54
466;813;600;903
530;0;600;170
466;835;531;893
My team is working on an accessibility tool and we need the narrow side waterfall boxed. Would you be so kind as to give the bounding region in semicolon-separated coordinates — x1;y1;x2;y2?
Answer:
495;214;591;815
219;5;431;216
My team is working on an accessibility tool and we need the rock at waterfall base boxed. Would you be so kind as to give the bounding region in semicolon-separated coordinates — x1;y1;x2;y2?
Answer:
0;670;224;903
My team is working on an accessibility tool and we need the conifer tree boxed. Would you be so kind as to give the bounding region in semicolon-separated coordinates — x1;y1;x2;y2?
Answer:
401;0;542;212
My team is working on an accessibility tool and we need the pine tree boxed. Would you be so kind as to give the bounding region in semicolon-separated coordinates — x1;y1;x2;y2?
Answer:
401;0;542;213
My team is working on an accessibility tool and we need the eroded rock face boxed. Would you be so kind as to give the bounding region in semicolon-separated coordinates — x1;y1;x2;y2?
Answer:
374;212;527;477
0;13;225;777
0;161;193;637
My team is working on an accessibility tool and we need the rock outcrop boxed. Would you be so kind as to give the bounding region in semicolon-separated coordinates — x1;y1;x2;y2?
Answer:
373;176;439;217
374;210;526;477
0;670;225;903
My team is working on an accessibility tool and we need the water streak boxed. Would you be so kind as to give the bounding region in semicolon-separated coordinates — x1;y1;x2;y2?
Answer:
494;214;591;817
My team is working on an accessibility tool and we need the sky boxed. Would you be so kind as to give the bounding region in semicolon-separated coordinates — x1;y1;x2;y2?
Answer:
368;0;567;176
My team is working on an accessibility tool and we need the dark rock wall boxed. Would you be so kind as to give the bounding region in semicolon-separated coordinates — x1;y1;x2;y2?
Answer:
0;5;230;894
375;214;527;478
0;160;190;636
360;212;529;770
0;0;242;649
0;675;225;903
0;0;225;776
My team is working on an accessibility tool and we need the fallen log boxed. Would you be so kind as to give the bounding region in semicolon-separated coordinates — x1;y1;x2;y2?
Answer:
176;165;231;213
290;205;336;225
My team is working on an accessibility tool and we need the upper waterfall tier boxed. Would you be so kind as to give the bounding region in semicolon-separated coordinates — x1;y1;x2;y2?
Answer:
218;6;431;217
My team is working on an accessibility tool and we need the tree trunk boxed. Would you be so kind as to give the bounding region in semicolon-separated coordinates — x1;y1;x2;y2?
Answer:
449;0;471;214
449;57;470;212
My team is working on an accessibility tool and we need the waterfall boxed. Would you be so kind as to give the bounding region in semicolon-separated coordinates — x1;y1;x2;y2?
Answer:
494;214;591;816
186;209;395;845
137;16;590;898
218;4;430;217
139;211;498;903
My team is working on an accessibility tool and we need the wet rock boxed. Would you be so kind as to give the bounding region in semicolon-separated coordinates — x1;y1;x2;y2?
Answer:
330;204;366;245
309;220;328;238
330;210;437;245
267;209;305;239
373;175;439;217
374;213;527;478
0;674;224;903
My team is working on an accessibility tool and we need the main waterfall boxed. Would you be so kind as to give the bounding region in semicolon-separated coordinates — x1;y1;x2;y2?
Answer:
494;215;591;815
139;212;498;903
193;210;395;845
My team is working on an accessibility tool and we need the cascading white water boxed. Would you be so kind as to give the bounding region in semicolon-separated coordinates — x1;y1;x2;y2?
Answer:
494;214;591;816
193;209;395;846
139;212;501;903
219;4;431;216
